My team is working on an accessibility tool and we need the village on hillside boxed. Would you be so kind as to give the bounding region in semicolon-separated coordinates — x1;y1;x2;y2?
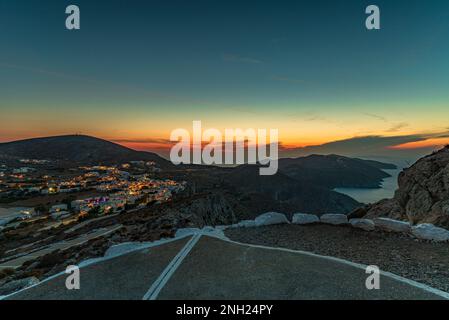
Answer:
0;159;185;232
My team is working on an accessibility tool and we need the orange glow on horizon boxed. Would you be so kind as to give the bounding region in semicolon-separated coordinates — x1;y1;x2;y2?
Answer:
389;137;449;150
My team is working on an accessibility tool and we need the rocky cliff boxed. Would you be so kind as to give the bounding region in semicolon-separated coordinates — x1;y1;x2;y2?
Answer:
359;146;449;228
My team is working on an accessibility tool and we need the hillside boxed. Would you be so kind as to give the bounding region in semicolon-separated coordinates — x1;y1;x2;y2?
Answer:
278;154;396;188
219;165;362;215
0;135;398;215
0;135;171;168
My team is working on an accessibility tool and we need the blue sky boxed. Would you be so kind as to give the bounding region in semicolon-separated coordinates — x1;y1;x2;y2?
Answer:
1;0;449;159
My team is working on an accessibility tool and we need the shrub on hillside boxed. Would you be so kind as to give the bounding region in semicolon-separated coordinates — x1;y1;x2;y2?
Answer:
0;268;15;280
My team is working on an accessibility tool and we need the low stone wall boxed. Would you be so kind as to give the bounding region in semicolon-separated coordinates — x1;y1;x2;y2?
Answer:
227;212;449;243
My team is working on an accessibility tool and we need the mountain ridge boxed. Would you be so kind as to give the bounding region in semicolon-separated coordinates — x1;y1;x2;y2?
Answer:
278;154;396;189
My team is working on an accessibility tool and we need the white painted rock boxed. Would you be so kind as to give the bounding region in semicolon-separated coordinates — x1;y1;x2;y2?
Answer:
292;213;319;225
201;226;216;233
237;220;256;228
411;224;449;242
350;218;375;231
374;218;411;233
175;228;201;237
320;214;348;225
105;242;150;258
254;212;289;227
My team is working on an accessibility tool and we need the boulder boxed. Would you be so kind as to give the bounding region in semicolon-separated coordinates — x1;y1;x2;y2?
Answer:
411;224;449;242
237;220;256;228
350;218;375;231
174;228;201;237
254;212;289;227
320;214;348;225
292;213;319;225
347;206;369;220
201;226;216;233
0;277;39;296
105;242;150;258
373;217;411;233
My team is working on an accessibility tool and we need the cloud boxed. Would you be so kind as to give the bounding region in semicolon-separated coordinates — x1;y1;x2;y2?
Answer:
0;63;102;84
280;131;449;162
0;62;229;111
272;76;305;84
363;112;411;134
363;112;388;122
386;122;409;132
222;54;263;64
304;115;326;121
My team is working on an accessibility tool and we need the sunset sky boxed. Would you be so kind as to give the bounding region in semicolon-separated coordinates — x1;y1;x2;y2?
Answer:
1;0;449;160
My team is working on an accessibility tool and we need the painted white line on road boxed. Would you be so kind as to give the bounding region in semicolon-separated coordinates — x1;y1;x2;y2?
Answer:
142;233;202;300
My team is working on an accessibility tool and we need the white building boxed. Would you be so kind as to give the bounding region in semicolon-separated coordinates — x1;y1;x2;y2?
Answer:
51;211;71;220
50;204;68;213
13;167;35;174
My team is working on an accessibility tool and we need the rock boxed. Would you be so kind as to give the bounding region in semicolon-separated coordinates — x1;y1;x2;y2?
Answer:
0;277;39;296
292;213;319;225
201;226;216;233
174;228;201;237
105;242;150;257
350;218;375;231
347;206;370;220
411;224;449;242
170;193;237;227
320;214;348;225
373;218;411;233
237;220;256;228
254;212;289;227
365;146;449;228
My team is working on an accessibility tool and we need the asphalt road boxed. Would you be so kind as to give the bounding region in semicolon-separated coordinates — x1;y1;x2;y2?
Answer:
4;234;447;300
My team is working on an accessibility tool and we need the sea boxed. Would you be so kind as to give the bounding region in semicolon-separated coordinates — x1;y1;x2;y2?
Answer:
334;168;402;204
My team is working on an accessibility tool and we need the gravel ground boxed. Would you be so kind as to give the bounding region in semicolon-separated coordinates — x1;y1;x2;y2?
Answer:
225;224;449;293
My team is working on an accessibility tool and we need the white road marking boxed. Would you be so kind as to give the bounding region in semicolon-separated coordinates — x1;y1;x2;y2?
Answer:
142;233;202;300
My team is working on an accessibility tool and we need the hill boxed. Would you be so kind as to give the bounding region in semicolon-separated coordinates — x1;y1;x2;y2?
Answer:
218;165;362;215
0;135;171;168
278;154;396;188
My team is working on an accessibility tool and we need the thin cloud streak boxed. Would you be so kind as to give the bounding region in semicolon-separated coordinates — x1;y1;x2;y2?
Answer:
386;122;409;132
222;54;263;64
272;76;305;84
